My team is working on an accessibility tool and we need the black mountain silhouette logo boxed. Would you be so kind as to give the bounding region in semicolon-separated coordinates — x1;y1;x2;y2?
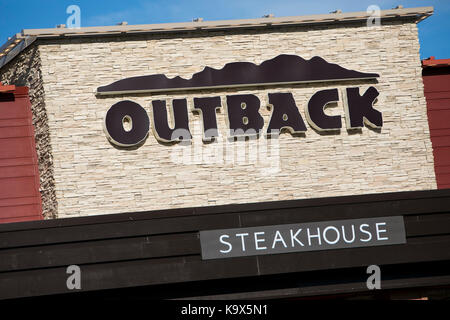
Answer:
96;54;379;95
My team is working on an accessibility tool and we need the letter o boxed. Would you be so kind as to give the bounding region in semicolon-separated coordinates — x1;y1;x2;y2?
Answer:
323;226;340;244
104;100;150;147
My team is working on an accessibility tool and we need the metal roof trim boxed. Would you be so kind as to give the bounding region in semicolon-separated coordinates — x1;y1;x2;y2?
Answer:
0;6;433;71
422;57;450;68
19;6;433;39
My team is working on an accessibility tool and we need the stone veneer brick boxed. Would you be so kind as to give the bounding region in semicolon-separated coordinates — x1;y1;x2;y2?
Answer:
3;19;439;218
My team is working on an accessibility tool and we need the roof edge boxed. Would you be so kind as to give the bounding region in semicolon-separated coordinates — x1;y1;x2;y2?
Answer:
20;6;433;39
0;6;434;72
422;56;450;68
0;35;36;71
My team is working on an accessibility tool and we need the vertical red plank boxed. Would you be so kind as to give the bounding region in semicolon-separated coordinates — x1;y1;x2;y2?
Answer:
422;58;450;189
0;83;43;223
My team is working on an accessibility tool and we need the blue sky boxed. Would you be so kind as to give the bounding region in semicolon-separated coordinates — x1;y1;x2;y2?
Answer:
0;0;449;59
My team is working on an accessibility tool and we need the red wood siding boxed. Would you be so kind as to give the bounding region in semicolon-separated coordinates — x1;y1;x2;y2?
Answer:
423;65;450;189
0;84;42;223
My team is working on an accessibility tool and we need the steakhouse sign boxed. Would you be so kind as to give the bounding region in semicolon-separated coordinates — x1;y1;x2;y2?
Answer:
200;216;406;260
97;55;383;147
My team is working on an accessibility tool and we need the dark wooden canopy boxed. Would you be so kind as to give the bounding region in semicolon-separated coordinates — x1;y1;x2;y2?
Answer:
0;189;449;300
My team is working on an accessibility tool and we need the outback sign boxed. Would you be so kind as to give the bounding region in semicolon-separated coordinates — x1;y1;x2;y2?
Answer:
97;54;383;147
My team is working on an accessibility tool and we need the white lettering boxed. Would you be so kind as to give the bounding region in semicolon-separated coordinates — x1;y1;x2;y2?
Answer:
376;222;389;241
272;230;288;248
236;233;249;252
307;227;322;245
360;224;372;242
254;232;267;250
290;228;304;247
219;234;232;253
323;226;340;244
182;304;216;317
342;224;356;243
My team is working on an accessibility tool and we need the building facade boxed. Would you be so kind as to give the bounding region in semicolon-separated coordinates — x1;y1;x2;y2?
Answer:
0;6;449;300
